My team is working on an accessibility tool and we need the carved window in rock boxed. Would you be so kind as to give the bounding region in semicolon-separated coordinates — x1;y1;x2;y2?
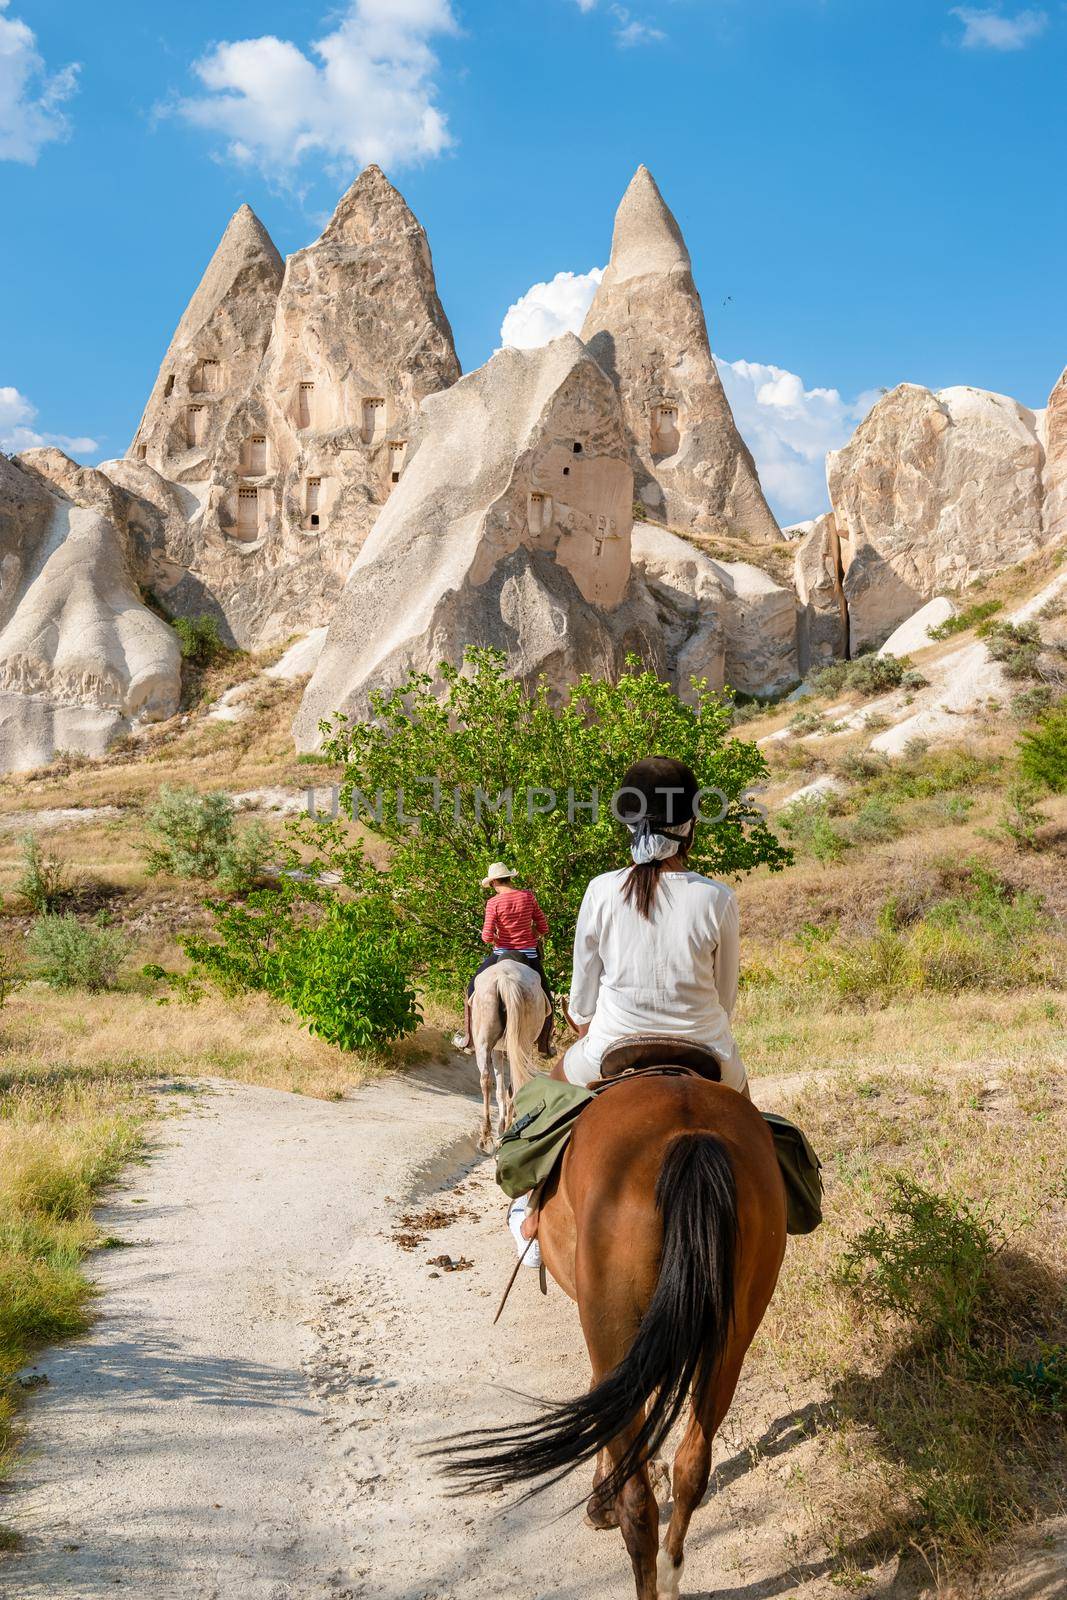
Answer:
361;397;387;446
246;434;268;473
297;382;315;429
237;486;259;538
192;358;220;394
186;406;206;448
306;477;322;529
651;403;681;458
388;440;407;486
137;444;148;460
163;374;175;398
528;491;552;537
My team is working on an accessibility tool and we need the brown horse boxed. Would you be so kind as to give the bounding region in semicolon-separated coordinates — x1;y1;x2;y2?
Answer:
437;1073;787;1599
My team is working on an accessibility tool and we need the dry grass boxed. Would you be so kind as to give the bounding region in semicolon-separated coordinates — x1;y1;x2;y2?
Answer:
752;1063;1066;1579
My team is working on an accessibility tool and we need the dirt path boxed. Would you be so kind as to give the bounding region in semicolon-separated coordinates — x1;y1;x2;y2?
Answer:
5;1061;865;1600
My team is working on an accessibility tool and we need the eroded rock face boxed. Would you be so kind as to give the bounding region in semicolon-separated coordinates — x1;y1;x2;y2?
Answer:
1044;367;1067;544
793;514;847;675
581;167;780;544
294;336;640;747
0;455;180;773
828;383;1048;652
124;167;460;648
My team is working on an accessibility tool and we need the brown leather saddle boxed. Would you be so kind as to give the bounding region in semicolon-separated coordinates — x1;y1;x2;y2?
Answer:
596;1034;723;1083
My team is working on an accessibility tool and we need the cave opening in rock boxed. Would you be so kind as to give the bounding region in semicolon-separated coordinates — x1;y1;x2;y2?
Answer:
247;435;268;473
305;476;322;529
163;374;175;398
237;486;259;538
651;403;680;457
186;406;205;448
361;398;387;445
193;358;219;394
297;382;314;429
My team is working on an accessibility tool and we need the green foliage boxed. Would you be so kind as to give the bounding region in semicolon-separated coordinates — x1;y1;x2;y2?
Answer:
1017;703;1067;794
808;652;910;699
27;914;128;992
778;796;849;863
983;620;1043;681
142;785;269;893
273;902;420;1051
317;649;790;995
1007;1344;1067;1415
839;1176;999;1347
845;796;903;845
997;781;1047;851
170;875;419;1052
173;613;227;666
15;833;69;914
928;599;1002;640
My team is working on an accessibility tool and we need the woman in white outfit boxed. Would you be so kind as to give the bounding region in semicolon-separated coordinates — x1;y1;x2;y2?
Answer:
510;755;749;1263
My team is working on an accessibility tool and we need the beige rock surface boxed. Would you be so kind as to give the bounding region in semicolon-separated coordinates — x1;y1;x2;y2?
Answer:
793;513;847;675
828;383;1048;652
1044;367;1067;543
124;167;460;649
877;596;955;657
581;167;780;543
0;456;180;773
294;336;642;748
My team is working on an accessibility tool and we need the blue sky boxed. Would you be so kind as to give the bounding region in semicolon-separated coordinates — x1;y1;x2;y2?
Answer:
1;0;1064;521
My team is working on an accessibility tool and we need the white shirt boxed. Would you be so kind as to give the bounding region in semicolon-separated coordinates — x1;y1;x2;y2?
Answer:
565;867;747;1091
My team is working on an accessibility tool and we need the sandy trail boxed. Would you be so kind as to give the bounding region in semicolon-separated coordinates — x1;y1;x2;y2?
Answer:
5;1060;851;1600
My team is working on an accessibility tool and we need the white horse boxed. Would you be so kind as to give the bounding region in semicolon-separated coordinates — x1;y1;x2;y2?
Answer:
472;959;550;1152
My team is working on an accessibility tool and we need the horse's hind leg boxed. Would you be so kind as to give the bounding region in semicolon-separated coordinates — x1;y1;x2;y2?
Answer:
606;1417;659;1600
492;1048;509;1141
659;1358;743;1599
585;1447;619;1530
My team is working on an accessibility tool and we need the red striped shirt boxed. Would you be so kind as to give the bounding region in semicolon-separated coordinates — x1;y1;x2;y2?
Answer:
482;888;549;949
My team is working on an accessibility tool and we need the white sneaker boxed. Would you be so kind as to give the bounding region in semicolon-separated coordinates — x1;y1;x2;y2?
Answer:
507;1198;542;1269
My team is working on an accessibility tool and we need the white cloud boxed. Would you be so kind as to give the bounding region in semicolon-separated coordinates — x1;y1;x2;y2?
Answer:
610;6;666;46
950;6;1048;49
499;267;604;349
572;0;598;11
0;0;79;164
0;386;97;456
174;0;457;177
497;268;879;525
715;357;880;524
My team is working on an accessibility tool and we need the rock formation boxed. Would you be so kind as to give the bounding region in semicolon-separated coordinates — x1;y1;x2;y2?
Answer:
793;514;847;675
124;166;461;649
827;383;1048;653
294;336;645;746
877;596;955;658
1044;367;1067;544
581;167;780;544
0;453;180;772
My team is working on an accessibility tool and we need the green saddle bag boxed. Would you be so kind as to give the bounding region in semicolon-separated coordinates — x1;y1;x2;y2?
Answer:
495;1076;593;1200
494;1076;823;1236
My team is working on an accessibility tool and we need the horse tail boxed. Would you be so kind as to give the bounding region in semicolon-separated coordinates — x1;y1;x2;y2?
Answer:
497;964;542;1096
433;1131;738;1501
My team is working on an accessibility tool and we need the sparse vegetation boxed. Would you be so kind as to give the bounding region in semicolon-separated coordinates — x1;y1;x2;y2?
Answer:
928;598;1003;640
983;619;1043;680
14;832;70;914
1017;701;1067;794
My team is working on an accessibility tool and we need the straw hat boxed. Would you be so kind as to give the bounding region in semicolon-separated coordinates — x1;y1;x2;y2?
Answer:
481;862;515;888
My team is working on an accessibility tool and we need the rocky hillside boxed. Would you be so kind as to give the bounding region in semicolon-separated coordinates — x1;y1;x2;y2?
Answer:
0;162;1064;774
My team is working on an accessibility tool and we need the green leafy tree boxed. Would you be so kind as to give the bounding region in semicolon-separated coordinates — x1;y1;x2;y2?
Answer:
142;785;268;893
316;649;791;996
273;903;420;1051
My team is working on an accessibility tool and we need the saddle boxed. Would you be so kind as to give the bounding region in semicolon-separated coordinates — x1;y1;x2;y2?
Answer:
597;1034;723;1083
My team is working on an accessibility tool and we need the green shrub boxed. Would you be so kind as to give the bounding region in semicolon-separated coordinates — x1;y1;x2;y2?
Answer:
808;652;909;699
1009;684;1053;721
845;796;903;845
27;914;127;992
274;903;420;1051
839;1177;999;1347
1017;703;1067;794
928;599;1002;641
984;620;1043;681
143;785;269;892
779;796;849;863
15;833;69;914
173;613;227;666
